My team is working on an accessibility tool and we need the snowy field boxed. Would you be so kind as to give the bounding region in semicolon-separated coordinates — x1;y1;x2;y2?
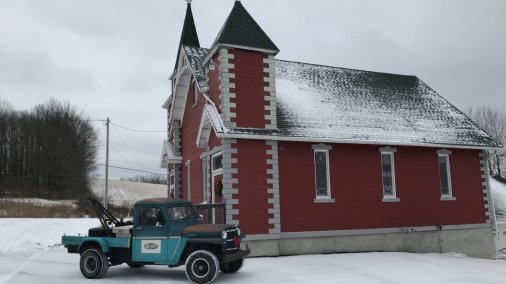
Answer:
1;219;506;284
91;179;167;207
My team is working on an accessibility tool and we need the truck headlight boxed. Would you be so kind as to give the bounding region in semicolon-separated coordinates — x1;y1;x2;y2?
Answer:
222;230;228;240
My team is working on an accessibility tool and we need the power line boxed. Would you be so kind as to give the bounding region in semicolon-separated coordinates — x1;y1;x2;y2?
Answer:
110;121;166;133
95;163;167;176
110;124;156;172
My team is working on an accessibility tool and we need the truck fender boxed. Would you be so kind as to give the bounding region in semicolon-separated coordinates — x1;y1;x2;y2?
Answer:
78;238;110;254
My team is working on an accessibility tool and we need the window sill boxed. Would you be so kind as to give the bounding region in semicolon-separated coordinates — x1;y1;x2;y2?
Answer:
440;196;456;201
314;198;335;204
382;197;400;203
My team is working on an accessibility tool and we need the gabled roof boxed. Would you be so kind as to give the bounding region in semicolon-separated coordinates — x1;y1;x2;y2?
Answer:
210;1;279;53
160;140;182;168
174;2;200;71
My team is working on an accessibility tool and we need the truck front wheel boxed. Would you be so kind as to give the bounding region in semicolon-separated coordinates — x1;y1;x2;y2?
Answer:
220;257;244;273
184;250;219;284
79;248;109;279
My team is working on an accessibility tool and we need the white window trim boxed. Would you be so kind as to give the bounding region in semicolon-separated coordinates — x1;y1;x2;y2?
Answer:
186;161;191;200
169;170;175;190
380;147;399;203
312;144;334;203
437;150;455;201
202;158;209;203
191;79;198;108
211;152;223;175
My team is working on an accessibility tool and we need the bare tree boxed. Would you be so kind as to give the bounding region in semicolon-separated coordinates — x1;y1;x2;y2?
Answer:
466;106;506;177
0;98;99;199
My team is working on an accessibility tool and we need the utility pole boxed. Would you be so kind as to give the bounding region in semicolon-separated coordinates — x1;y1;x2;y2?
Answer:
104;117;110;209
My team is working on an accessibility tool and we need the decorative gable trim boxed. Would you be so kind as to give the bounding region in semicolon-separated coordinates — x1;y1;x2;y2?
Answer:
196;105;226;148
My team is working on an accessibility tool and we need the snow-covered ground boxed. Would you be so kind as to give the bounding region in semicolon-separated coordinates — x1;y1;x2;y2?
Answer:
0;178;505;283
1;218;506;284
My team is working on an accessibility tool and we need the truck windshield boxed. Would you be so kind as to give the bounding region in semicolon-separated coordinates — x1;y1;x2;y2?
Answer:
167;206;197;221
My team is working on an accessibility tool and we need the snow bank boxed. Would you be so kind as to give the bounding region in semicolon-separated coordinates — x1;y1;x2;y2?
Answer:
490;178;506;221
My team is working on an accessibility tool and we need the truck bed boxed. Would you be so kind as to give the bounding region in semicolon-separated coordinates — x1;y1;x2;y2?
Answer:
62;235;130;254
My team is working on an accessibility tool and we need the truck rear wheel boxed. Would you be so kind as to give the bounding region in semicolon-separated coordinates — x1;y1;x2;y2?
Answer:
184;250;219;284
80;248;109;279
220;257;244;273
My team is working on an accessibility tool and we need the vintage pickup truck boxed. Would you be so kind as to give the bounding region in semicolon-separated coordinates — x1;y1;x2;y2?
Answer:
62;198;249;284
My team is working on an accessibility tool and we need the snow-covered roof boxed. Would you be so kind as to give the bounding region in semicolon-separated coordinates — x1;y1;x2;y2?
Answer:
182;46;208;91
271;60;500;148
160;140;182;168
183;49;500;149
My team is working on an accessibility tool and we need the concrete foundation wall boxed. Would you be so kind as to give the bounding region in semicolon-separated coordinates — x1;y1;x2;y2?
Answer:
243;225;496;259
497;221;506;253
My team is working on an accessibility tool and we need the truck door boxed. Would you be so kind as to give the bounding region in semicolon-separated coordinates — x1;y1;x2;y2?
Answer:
132;206;170;263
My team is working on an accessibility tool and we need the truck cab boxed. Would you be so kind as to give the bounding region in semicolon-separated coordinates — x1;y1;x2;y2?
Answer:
62;198;249;284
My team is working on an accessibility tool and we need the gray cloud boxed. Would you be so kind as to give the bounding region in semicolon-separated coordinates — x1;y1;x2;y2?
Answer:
1;0;505;179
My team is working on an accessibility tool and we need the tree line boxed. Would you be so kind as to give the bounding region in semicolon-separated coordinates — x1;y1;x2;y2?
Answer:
120;174;167;185
466;105;506;179
0;98;98;199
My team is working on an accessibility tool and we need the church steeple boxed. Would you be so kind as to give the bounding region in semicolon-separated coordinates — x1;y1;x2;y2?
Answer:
174;0;200;70
210;0;278;53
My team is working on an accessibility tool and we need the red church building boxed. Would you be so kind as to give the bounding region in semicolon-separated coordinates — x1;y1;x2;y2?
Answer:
161;0;502;258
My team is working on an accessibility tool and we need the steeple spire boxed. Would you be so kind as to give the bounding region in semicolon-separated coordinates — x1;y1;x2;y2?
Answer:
210;0;278;53
174;0;200;70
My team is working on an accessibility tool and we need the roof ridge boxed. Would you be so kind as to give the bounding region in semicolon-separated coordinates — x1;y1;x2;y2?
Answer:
275;58;418;79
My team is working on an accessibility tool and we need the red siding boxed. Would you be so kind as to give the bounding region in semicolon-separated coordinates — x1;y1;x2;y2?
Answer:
278;142;487;232
180;82;206;204
208;54;221;109
229;49;266;128
235;139;270;234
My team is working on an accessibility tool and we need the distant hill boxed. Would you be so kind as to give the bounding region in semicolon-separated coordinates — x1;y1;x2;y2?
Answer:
91;178;167;207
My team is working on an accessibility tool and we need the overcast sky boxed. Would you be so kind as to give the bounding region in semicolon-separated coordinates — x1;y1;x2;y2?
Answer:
1;0;505;180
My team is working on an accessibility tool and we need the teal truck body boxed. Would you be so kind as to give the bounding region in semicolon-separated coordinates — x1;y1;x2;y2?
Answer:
62;198;249;284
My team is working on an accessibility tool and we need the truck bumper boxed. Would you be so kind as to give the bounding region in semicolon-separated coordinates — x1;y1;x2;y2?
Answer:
221;245;251;263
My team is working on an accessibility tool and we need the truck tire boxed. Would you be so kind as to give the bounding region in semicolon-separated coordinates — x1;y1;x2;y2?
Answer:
79;248;109;279
184;250;219;284
220;257;244;273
